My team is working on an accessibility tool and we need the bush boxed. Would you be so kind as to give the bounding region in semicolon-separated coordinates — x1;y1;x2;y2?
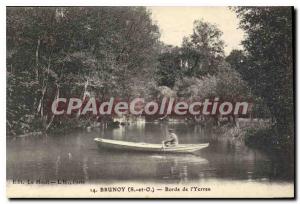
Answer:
245;127;293;155
244;128;275;150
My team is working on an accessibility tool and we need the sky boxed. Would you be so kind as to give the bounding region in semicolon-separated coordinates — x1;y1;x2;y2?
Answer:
149;7;245;55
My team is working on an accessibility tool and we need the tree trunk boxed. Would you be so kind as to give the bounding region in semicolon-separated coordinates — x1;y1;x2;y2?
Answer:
35;38;41;80
45;84;60;131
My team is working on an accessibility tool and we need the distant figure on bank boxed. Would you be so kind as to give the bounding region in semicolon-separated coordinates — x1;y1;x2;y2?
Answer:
162;129;179;147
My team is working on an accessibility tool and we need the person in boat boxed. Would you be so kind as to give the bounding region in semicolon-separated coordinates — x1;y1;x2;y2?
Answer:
162;129;179;147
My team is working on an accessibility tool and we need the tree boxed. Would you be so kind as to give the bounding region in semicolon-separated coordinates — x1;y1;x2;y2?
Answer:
233;7;294;148
7;7;160;135
156;46;182;88
216;61;249;101
226;50;272;119
226;50;248;78
180;20;225;76
156;20;226;90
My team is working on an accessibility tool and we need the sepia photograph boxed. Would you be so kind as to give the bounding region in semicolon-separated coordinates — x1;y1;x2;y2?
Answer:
6;6;294;198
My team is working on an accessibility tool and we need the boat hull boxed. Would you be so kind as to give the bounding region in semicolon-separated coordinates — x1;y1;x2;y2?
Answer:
94;138;209;154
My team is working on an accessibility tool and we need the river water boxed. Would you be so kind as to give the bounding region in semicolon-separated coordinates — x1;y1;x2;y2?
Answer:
7;122;293;184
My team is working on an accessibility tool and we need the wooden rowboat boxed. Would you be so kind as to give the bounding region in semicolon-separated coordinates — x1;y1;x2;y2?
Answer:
94;138;209;154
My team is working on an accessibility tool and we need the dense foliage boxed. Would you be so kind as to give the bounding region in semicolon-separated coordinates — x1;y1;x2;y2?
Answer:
228;7;294;154
7;6;294;160
7;7;160;135
156;20;250;105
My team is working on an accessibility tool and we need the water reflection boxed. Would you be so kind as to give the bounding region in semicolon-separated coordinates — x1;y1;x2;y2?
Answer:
7;123;293;183
151;155;209;183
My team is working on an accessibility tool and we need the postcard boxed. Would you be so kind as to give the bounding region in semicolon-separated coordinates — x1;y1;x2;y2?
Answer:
6;6;294;198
